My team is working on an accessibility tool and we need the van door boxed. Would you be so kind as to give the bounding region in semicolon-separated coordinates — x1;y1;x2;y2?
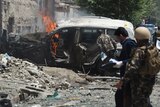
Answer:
50;28;76;64
75;28;103;65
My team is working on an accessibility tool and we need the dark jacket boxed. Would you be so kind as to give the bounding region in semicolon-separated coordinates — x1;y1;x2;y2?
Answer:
118;38;137;77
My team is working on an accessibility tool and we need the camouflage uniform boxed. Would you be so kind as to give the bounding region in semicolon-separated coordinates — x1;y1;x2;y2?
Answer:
97;34;116;53
123;46;156;107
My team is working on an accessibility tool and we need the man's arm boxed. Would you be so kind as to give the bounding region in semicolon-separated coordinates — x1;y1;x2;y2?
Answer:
122;41;137;64
113;41;137;69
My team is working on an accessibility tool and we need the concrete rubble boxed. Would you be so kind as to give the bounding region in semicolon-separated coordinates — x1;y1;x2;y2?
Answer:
0;54;160;107
0;53;84;105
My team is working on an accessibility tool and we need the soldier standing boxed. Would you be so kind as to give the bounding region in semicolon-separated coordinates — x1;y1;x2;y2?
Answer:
122;27;160;107
96;30;117;75
155;27;160;50
97;32;117;55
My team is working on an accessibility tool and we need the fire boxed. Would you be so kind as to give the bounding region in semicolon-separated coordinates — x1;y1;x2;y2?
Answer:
42;16;58;56
51;34;60;56
42;16;57;33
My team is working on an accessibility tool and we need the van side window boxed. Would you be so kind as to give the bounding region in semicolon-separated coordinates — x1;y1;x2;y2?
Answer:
107;29;116;40
59;28;76;49
80;28;104;44
107;29;116;37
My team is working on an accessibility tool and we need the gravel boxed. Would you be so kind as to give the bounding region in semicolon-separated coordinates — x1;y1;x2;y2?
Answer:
0;54;160;107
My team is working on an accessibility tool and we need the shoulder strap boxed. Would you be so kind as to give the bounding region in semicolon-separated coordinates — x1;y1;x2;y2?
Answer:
138;46;148;66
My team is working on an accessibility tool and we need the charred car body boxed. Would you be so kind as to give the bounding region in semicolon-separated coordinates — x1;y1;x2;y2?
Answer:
0;16;134;75
49;16;134;74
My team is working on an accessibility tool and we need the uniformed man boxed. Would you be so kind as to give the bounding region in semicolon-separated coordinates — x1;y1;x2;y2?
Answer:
155;27;160;50
153;26;160;46
122;27;159;107
96;30;117;75
97;32;117;54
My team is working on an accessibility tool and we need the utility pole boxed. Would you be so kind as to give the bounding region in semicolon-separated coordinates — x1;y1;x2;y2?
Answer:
118;0;120;19
0;0;2;38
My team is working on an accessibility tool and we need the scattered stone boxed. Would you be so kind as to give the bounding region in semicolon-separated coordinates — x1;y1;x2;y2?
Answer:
25;86;45;92
0;92;8;98
63;101;80;106
0;54;159;107
88;87;110;90
0;99;12;107
31;104;41;107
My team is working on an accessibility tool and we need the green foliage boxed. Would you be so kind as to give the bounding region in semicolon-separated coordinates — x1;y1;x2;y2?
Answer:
150;0;160;25
76;0;155;25
131;0;155;24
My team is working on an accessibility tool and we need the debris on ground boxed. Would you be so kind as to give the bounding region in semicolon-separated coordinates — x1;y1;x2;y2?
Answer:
0;53;87;106
0;54;160;107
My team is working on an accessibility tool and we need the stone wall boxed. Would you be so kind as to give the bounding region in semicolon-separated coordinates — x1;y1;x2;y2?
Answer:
1;0;90;36
55;0;91;23
2;0;43;35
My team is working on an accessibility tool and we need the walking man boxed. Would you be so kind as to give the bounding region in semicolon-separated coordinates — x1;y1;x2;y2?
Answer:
113;27;137;107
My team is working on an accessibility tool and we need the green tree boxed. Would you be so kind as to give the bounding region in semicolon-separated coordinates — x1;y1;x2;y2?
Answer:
132;0;155;25
150;0;160;25
76;0;155;25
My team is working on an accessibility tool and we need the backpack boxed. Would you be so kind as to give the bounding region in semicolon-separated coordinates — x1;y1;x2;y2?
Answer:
140;45;160;75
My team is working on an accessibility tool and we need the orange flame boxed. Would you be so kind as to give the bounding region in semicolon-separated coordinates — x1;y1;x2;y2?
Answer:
42;16;57;33
51;34;60;56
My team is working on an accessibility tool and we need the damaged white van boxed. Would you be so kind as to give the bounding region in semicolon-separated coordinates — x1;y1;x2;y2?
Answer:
49;16;134;75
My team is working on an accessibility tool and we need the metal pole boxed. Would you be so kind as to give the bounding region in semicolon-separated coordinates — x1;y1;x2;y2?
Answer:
0;0;2;38
118;0;120;19
52;0;55;20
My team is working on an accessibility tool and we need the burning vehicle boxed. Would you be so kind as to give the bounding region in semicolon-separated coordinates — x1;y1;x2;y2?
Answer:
48;16;134;74
0;16;134;75
0;15;57;66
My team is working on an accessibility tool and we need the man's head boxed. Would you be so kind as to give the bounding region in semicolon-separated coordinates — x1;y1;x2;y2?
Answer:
98;29;105;36
156;31;160;40
114;27;128;42
135;27;151;46
156;27;160;49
